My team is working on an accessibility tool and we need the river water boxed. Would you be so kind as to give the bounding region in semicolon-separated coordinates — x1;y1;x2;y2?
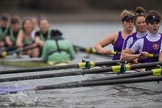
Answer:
0;22;162;107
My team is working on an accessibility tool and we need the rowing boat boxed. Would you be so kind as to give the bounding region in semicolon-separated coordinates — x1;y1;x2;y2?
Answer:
0;57;48;68
0;55;70;68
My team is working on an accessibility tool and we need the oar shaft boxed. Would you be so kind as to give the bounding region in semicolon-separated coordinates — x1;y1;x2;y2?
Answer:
0;60;126;75
36;76;162;90
1;76;161;95
0;64;79;74
0;67;111;82
74;45;160;58
1;46;17;52
7;45;38;55
82;71;153;82
0;62;162;82
130;62;161;70
73;45;116;56
39;69;156;88
0;44;39;58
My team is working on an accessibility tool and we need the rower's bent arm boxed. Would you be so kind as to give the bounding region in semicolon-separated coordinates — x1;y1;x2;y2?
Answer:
120;49;139;60
5;35;13;46
35;36;44;47
16;31;24;48
95;33;117;54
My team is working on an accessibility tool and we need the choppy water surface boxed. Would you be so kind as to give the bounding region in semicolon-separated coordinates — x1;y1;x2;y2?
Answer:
0;22;162;107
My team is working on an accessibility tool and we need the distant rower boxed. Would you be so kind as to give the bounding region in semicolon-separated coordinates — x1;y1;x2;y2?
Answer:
0;13;10;48
5;16;21;47
41;36;75;65
34;16;63;57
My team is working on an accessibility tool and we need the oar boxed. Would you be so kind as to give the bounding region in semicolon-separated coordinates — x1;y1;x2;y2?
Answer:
0;62;162;82
74;68;162;83
73;45;159;58
0;46;17;52
0;60;128;75
0;45;39;59
36;76;162;90
0;58;154;75
1;76;162;94
34;68;162;89
73;45;120;56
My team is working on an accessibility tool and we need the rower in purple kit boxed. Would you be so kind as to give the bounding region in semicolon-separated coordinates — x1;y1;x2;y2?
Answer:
121;7;148;59
122;10;162;63
95;10;134;60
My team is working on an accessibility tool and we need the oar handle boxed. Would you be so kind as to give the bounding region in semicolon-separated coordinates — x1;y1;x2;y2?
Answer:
137;53;159;63
147;54;159;58
1;46;17;52
0;51;7;59
0;47;16;59
0;44;39;59
74;45;97;53
110;51;121;55
14;45;39;53
74;45;120;55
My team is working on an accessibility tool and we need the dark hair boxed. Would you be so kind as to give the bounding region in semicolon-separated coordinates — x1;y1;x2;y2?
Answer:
11;16;21;24
134;7;146;24
37;16;48;25
1;13;10;21
146;10;161;24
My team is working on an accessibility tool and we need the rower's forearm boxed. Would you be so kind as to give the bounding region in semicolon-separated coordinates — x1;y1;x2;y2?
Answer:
95;43;104;53
121;53;139;60
159;52;162;62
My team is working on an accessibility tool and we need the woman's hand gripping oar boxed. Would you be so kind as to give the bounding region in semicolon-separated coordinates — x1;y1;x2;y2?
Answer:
0;44;39;59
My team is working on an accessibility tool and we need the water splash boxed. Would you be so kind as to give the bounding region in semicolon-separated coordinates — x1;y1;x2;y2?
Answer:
8;91;37;106
0;81;38;107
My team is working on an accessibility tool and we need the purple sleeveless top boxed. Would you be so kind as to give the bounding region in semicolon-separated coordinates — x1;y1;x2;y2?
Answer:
123;32;137;50
112;31;124;60
142;35;162;63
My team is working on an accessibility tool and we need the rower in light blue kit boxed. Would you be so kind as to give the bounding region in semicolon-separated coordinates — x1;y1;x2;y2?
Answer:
41;35;75;65
95;10;134;60
123;10;162;63
34;16;63;57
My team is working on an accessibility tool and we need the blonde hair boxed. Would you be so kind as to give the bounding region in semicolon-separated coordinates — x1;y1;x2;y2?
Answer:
120;10;134;20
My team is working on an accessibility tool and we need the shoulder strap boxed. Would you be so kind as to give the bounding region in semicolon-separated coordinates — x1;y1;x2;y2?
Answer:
0;27;8;39
40;32;45;41
47;29;52;40
54;36;64;53
40;29;51;41
47;36;66;56
10;29;16;43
